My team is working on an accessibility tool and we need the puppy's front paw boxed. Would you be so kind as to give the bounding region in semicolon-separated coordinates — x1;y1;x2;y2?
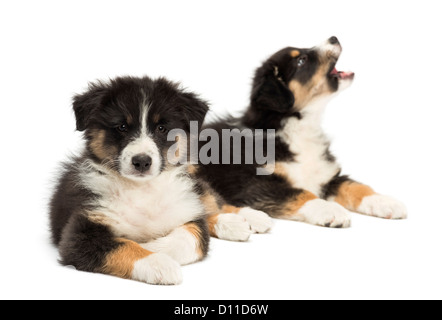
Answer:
214;213;252;242
132;253;183;285
140;227;203;266
357;194;407;219
238;207;273;233
299;199;351;228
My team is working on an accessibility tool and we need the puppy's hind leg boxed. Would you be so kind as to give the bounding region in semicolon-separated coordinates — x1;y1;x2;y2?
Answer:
324;175;407;219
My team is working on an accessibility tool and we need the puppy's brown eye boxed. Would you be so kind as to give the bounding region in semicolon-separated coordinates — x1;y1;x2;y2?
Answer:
117;124;128;132
157;125;168;134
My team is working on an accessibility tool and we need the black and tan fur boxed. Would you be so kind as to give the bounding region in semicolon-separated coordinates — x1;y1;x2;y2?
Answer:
197;37;407;227
49;76;276;285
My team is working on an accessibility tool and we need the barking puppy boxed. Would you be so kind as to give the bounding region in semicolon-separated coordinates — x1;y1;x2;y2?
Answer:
197;37;407;227
50;76;273;285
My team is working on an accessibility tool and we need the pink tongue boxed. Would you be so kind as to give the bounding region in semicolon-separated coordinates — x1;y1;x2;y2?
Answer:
339;71;354;79
330;68;338;75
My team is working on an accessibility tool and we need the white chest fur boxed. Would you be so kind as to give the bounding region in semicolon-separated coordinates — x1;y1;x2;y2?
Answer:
80;164;204;243
277;100;340;197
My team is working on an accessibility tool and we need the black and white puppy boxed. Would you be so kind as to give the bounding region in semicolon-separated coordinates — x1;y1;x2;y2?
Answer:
197;37;407;227
50;76;273;285
49;76;214;285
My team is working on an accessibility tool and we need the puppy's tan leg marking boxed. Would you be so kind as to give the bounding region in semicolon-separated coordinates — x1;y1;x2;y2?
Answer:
220;205;241;214
184;223;205;259
332;181;407;219
280;190;318;218
281;190;351;228
333;181;375;211
103;238;182;285
102;238;152;279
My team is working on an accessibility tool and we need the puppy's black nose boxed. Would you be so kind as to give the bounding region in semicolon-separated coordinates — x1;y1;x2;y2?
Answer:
132;154;152;173
329;36;340;45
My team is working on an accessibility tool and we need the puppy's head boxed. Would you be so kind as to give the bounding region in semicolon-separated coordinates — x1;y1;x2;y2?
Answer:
251;36;354;113
73;76;208;181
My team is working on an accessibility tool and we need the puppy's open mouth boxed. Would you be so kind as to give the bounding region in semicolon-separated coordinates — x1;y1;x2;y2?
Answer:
329;67;354;80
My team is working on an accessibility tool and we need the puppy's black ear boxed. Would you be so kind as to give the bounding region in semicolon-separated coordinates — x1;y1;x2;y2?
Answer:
251;67;294;113
180;92;210;131
72;81;109;131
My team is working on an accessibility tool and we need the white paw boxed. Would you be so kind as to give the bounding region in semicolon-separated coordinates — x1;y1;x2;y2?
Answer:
357;194;407;219
132;253;183;285
238;207;273;233
140;228;201;266
214;213;252;241
299;199;351;228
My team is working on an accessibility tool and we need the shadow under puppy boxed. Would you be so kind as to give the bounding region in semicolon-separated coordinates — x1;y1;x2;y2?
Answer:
50;76;267;285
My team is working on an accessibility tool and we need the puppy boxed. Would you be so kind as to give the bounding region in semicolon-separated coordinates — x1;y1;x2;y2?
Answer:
197;37;407;227
50;76;273;285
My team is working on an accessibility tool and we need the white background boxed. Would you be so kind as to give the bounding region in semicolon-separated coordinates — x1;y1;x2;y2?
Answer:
1;0;441;300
